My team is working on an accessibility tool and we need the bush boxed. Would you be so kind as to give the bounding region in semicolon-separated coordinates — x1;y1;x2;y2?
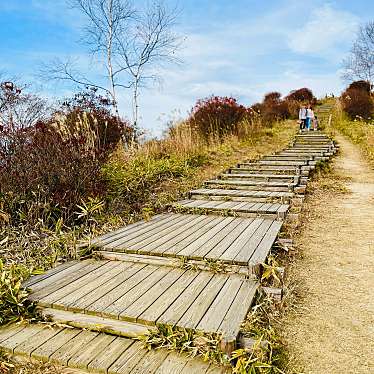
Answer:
260;92;290;124
341;86;374;120
0;88;128;226
187;96;250;139
0;260;39;325
285;87;314;103
347;80;372;93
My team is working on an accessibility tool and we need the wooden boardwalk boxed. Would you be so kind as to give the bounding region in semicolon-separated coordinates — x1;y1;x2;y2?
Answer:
0;131;338;373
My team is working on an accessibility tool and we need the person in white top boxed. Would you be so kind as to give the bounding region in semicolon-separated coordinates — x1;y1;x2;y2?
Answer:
298;105;307;131
305;105;314;131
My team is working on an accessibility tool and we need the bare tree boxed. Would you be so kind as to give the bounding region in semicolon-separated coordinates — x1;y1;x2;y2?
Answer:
0;81;50;131
342;21;374;83
45;0;135;115
44;0;182;130
117;2;182;128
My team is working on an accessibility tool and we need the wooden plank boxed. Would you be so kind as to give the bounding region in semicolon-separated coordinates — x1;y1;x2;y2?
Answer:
31;328;82;361
14;326;63;357
177;274;227;330
205;219;253;262
129;215;209;253
157;271;214;326
180;359;210;374
0;324;44;353
23;261;79;288
28;260;106;300
68;333;117;369
35;261;116;307
90;265;158;315
50;330;99;365
177;217;236;258
249;220;283;265
108;341;147;374
118;214;199;249
130;348;169;374
234;219;274;264
0;324;26;344
154;352;188;374
28;260;96;293
68;261;139;311
92;214;170;246
87;336;133;373
104;214;188;250
42;308;154;338
120;268;186;322
218;281;258;340
138;270;199;324
191;218;245;262
104;266;169;319
51;261;130;310
162;216;226;256
219;219;263;262
197;274;244;332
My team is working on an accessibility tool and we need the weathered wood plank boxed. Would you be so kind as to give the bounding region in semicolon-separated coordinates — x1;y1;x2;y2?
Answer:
157;271;214;326
42;308;155;338
218;219;263;262
234;219;274;264
104;214;188;250
90;265;158;315
0;324;26;344
197;274;244;332
35;261;117;307
23;261;79;288
67;261;138;311
104;266;168;319
177;274;227;330
130;348;169;374
0;324;44;353
218;281;258;340
68;333;117;369
50;330;99;365
91;214;171;246
87;336;133;373
205;219;253;262
138;270;199;325
177;217;236;259
120;268;186;323
249;220;283;265
32;328;82;361
154;352;188;374
130;215;209;254
14;326;63;357
107;341;147;374
28;260;97;293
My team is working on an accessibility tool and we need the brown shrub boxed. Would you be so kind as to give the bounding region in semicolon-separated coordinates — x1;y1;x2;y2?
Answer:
341;87;374;120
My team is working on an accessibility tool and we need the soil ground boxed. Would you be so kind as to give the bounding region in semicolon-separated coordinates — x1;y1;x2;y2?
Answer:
283;134;374;374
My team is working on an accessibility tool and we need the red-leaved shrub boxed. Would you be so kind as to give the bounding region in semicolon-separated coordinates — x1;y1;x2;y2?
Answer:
341;86;374;120
188;96;250;139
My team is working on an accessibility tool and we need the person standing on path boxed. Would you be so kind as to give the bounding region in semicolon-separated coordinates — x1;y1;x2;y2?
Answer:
299;105;307;131
306;105;314;131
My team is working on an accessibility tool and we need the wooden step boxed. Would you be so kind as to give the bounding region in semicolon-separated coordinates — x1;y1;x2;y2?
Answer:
173;199;289;219
221;173;299;183
25;259;259;341
232;166;301;175
91;213;283;266
0;323;225;373
189;188;295;204
41;308;155;338
205;179;296;192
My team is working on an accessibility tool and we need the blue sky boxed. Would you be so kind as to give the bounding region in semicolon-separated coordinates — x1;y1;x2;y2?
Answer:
0;0;373;136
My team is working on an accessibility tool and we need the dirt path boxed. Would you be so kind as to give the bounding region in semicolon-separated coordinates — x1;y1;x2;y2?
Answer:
283;135;374;374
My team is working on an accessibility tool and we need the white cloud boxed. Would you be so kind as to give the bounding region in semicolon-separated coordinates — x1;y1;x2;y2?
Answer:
288;4;359;59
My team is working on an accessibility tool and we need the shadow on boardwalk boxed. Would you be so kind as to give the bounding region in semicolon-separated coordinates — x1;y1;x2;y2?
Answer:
283;134;374;374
